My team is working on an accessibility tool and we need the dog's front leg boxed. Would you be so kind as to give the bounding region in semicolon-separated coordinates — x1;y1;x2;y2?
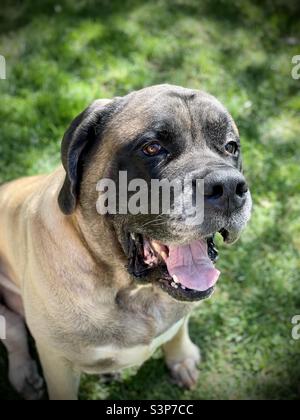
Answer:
36;343;80;400
0;303;45;400
163;317;201;390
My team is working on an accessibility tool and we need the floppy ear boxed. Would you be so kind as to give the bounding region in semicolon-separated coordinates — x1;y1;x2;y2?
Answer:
58;99;118;215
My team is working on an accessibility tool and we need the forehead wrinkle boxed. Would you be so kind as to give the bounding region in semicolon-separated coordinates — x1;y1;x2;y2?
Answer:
150;94;197;148
165;92;228;147
190;96;235;147
126;95;194;147
180;95;200;144
102;89;236;155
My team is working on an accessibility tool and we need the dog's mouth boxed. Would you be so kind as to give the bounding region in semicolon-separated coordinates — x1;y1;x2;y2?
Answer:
126;230;228;302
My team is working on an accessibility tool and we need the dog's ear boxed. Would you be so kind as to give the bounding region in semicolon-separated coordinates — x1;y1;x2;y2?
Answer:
58;99;119;215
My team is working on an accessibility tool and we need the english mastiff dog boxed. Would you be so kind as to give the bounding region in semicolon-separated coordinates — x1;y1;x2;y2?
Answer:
0;84;252;400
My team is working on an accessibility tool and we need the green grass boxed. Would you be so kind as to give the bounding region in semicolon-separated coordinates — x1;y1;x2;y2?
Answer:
1;0;300;400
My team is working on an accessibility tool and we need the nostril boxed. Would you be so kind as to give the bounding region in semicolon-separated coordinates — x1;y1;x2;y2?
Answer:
208;184;224;200
236;182;248;197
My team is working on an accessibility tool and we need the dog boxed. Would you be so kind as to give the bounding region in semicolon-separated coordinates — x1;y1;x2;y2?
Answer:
0;84;252;400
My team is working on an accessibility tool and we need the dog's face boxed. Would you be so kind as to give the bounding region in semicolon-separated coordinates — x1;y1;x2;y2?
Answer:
58;85;252;302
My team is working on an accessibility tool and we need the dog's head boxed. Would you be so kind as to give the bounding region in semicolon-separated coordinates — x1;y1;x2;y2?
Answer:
58;84;252;302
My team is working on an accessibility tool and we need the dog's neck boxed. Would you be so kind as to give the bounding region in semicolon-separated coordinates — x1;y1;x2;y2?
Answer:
71;207;129;277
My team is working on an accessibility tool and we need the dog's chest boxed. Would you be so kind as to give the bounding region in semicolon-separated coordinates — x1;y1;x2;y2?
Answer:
79;318;185;374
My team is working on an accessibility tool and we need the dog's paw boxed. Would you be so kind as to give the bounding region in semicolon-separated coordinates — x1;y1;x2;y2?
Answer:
169;357;200;390
167;344;201;390
9;359;45;400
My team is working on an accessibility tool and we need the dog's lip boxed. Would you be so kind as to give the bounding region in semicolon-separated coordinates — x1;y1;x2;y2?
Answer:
157;277;216;302
219;228;240;244
219;228;230;243
126;232;222;302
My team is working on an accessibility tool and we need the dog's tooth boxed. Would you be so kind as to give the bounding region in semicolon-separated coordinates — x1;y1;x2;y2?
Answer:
181;285;186;290
173;275;179;283
171;282;178;288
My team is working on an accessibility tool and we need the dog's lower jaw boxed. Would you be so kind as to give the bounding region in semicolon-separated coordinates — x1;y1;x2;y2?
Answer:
124;232;220;302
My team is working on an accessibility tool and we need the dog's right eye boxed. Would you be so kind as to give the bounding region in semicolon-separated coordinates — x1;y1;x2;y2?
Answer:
142;142;164;157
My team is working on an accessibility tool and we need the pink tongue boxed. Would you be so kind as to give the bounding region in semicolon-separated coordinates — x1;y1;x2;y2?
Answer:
165;240;220;291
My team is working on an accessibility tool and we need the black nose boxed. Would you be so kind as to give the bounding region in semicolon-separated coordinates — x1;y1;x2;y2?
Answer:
204;169;248;213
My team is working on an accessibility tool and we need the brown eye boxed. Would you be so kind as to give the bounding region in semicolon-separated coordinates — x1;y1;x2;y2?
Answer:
225;141;238;156
143;142;162;156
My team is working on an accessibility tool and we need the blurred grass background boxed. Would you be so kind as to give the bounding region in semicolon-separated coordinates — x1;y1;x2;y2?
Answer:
0;0;300;400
